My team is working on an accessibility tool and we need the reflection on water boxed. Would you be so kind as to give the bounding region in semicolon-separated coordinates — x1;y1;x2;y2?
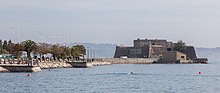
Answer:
0;63;220;93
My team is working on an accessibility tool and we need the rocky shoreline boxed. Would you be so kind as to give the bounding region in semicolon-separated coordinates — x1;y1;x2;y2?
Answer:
39;61;112;69
39;62;73;69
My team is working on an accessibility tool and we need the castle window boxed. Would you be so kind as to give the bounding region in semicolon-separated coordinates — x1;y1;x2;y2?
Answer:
167;48;171;51
181;56;185;58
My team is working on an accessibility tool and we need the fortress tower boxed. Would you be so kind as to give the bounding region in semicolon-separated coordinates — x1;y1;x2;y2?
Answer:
114;38;197;60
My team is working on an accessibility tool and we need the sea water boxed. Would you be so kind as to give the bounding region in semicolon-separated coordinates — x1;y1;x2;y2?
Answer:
0;61;220;93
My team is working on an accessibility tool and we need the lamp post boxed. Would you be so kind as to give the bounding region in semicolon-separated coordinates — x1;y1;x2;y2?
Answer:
64;32;67;47
17;25;20;43
90;49;93;62
87;47;89;62
11;25;21;43
93;50;95;59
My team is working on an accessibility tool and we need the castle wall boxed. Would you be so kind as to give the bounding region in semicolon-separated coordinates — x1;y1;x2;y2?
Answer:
182;46;197;60
114;46;132;58
134;38;168;48
114;38;197;60
148;40;167;46
162;51;187;63
134;39;149;48
114;46;149;58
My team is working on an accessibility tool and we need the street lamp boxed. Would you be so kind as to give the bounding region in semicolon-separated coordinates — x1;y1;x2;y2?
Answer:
10;25;21;43
93;50;95;59
87;47;89;62
17;25;20;43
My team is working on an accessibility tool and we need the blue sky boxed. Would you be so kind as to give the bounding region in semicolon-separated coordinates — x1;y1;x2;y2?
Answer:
0;0;220;47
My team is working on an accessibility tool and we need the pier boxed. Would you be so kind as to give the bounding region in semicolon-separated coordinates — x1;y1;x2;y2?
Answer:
67;61;93;68
0;64;41;72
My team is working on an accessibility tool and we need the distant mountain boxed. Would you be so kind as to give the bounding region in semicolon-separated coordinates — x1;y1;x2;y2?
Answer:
68;43;117;58
195;47;220;61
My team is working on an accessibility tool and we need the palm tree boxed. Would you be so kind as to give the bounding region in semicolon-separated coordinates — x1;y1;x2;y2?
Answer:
21;40;37;66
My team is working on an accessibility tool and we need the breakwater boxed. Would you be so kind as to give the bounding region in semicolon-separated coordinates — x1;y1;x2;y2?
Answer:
0;65;41;72
39;62;73;69
39;61;111;69
0;61;111;72
94;58;157;64
0;58;156;72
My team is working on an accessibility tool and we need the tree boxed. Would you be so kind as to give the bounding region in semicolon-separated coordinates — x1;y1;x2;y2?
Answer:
49;44;64;60
36;42;51;61
3;40;8;50
174;40;187;52
60;46;71;59
70;45;86;57
0;49;8;54
0;40;9;54
0;39;2;49
7;39;13;53
8;43;23;58
21;40;37;59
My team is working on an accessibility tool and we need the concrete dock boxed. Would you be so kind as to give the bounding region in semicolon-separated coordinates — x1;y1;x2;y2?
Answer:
67;62;93;68
0;65;41;72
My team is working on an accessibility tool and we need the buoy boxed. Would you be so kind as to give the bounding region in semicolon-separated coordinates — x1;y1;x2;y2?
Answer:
27;74;31;77
199;72;202;74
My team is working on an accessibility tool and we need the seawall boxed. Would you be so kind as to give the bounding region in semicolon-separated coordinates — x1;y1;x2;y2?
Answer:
39;62;73;69
0;65;41;72
39;61;103;69
0;58;156;72
94;58;157;64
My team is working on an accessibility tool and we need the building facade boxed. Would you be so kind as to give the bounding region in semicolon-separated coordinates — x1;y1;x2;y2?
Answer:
114;38;197;60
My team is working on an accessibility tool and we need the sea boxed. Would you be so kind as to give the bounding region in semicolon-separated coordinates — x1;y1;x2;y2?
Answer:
0;59;220;93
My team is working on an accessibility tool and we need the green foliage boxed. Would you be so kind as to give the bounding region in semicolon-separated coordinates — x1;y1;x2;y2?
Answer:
0;39;2;49
0;39;87;60
70;45;86;57
21;40;37;58
0;48;9;54
36;42;51;55
8;43;23;57
3;40;7;50
49;44;64;59
0;39;9;54
174;40;187;52
61;46;71;58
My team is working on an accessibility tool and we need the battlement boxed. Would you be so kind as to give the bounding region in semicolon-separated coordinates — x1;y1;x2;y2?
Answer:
134;38;169;48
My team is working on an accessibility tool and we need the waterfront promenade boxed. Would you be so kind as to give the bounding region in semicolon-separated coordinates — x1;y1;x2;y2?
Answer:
0;57;207;72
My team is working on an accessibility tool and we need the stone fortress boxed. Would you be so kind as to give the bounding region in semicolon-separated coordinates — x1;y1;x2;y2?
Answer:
114;38;208;64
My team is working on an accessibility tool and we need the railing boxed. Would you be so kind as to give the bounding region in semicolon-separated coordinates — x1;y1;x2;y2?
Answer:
0;58;39;66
